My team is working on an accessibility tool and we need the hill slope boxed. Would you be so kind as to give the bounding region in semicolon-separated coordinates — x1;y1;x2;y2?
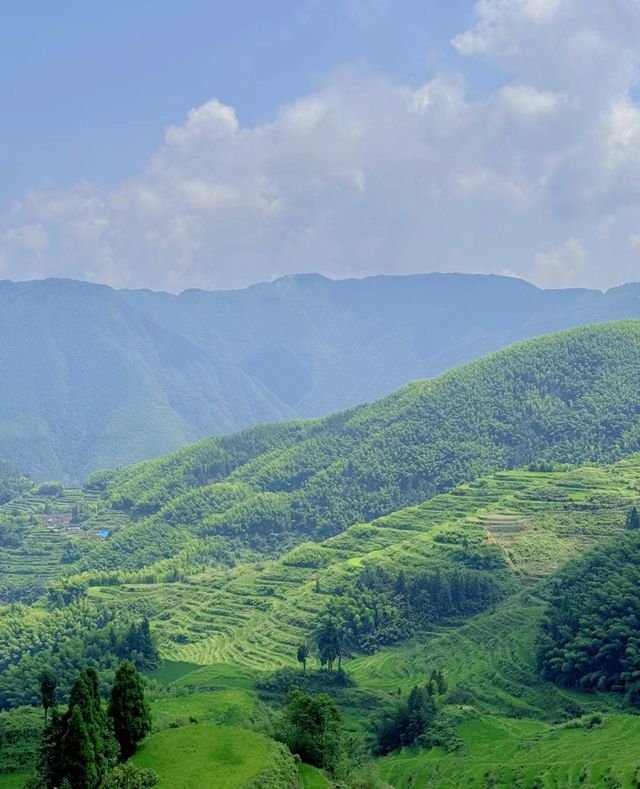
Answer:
5;273;640;479
85;321;640;572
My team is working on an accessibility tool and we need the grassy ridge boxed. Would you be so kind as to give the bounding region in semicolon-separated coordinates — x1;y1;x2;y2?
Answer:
131;725;298;788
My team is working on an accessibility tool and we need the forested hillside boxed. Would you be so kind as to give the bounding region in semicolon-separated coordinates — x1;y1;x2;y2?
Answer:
4;274;640;480
82;321;640;573
7;324;640;786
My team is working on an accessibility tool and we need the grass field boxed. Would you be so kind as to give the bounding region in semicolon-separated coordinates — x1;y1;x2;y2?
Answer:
0;774;28;789
149;689;256;730
5;457;640;786
131;724;297;788
380;712;640;788
299;763;331;788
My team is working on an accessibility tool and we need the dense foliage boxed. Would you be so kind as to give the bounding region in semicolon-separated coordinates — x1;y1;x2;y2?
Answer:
538;530;640;702
108;662;152;759
0;461;32;504
4;274;640;481
320;549;511;653
37;669;119;788
88;322;640;570
0;613;159;709
35;664;151;788
277;690;345;774
373;684;439;754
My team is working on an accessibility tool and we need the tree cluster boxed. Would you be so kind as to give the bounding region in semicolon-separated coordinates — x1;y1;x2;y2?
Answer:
538;529;640;704
373;677;445;754
35;662;151;789
277;690;345;774
319;560;508;654
0;614;159;710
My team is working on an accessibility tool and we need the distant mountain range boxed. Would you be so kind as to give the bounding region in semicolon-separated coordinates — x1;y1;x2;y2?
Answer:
2;272;640;480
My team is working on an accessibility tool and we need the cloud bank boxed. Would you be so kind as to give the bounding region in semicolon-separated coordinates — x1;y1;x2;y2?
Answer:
3;0;640;291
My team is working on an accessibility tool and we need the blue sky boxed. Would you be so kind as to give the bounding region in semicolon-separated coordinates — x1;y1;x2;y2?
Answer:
1;1;479;204
2;0;640;292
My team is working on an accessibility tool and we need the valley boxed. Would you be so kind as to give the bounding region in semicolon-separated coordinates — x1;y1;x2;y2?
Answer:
3;323;640;787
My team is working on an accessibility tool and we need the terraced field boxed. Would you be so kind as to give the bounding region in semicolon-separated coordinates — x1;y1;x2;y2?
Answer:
0;486;129;601
379;712;640;788
4;457;640;787
89;457;640;680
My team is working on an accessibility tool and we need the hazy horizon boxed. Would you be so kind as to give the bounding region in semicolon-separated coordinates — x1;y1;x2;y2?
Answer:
0;268;638;297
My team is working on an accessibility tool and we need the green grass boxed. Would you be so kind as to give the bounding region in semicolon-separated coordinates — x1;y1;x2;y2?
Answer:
147;660;201;685
131;725;293;789
379;712;640;788
299;763;330;788
0;773;28;788
167;664;256;692
149;690;255;730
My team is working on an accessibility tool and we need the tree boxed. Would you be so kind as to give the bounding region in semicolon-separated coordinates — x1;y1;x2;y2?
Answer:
296;644;309;673
279;690;344;773
626;506;640;530
36;669;116;789
39;670;57;723
109;661;151;759
316;620;343;672
430;669;447;695
60;705;99;789
37;708;66;789
373;684;437;754
404;686;436;745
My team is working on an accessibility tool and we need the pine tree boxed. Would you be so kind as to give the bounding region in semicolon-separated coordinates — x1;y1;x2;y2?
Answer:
39;669;57;723
296;644;309;673
626;506;640;530
138;618;159;668
38;708;66;789
39;669;116;788
61;705;99;789
109;661;152;760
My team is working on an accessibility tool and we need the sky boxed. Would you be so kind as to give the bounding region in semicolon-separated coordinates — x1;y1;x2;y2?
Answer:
2;0;640;292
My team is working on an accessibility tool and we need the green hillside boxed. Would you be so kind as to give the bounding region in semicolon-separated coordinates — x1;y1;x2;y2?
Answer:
131;725;298;788
6;274;640;481
5;452;640;785
86;321;640;567
8;324;640;786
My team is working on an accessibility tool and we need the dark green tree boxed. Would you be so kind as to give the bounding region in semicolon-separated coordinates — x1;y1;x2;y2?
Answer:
430;669;447;695
296;644;309;673
316;620;343;671
60;705;99;789
373;684;437;754
279;690;344;773
37;668;116;789
39;669;57;723
404;686;436;745
109;661;152;759
37;708;66;789
626;506;640;530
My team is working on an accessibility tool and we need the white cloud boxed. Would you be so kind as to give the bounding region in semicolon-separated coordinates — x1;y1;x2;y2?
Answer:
498;84;565;118
3;0;640;291
531;238;587;288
